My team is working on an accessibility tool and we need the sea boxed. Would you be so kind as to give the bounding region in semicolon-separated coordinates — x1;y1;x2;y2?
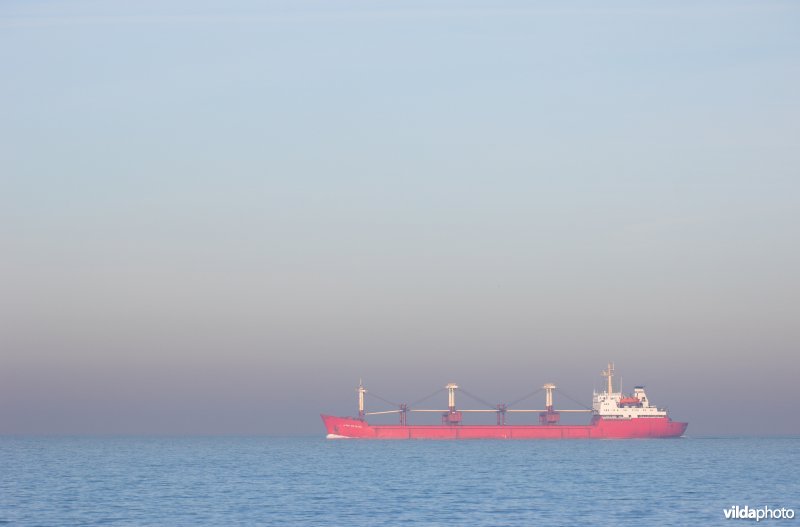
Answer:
1;436;798;526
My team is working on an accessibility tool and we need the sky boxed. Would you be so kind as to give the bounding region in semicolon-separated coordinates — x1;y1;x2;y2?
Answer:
1;0;798;435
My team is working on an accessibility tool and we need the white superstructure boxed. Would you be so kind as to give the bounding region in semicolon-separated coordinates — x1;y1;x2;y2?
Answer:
592;363;668;420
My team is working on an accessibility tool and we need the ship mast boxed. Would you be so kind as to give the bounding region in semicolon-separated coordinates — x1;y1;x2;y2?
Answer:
543;383;556;411
602;362;615;395
442;383;463;425
446;383;458;413
357;379;367;419
539;383;560;424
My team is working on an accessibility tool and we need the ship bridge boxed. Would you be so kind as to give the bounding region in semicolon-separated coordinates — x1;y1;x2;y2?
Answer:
592;363;669;420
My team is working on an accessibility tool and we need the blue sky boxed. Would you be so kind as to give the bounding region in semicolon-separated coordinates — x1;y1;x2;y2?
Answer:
1;1;799;434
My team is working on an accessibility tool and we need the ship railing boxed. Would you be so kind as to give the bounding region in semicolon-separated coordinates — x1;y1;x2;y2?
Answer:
507;409;592;413
396;409;593;413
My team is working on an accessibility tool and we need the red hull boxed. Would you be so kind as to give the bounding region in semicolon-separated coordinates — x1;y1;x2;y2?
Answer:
321;414;687;439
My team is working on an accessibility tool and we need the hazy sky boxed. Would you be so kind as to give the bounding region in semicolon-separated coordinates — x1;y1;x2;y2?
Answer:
1;1;798;435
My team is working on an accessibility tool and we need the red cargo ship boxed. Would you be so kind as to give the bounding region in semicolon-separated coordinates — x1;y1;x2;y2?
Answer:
321;363;687;439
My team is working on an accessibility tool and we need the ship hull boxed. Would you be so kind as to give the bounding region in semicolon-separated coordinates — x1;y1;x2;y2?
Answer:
321;414;688;439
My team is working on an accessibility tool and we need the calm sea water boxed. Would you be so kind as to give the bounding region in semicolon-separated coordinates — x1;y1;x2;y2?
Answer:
1;436;798;526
